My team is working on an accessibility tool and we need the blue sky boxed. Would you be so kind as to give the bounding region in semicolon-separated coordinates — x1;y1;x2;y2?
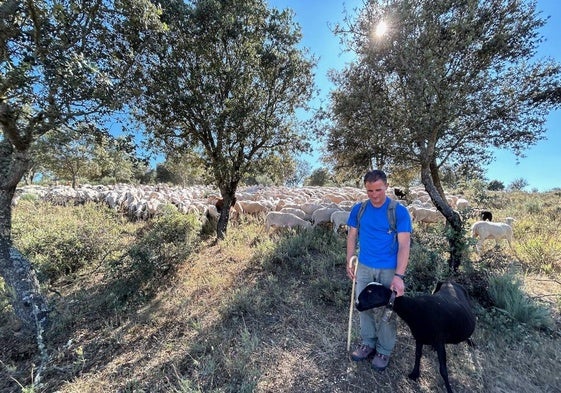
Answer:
268;0;561;192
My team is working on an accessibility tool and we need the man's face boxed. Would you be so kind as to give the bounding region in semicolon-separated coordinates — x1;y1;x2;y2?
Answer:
365;180;387;207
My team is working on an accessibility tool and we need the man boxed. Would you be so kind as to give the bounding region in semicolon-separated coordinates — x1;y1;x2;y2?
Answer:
346;170;412;370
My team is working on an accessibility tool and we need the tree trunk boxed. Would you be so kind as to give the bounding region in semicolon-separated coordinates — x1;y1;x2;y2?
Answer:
420;164;466;270
0;189;49;335
445;215;465;271
216;186;238;240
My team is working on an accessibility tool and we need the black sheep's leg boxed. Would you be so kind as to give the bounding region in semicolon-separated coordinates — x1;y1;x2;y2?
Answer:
408;341;423;380
435;342;453;393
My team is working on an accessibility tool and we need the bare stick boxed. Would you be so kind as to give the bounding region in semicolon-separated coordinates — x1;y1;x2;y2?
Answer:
346;256;359;353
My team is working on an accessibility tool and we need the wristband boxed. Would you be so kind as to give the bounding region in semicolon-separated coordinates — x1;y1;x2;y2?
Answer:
394;273;406;279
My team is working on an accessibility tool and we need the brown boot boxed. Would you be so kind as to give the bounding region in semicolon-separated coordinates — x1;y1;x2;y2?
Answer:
350;344;375;362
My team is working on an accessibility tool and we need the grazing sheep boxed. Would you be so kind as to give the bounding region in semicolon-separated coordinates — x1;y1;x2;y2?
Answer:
471;220;513;254
330;210;350;233
311;207;341;227
455;198;470;210
394;187;407;199
238;200;270;215
408;206;444;224
265;211;312;232
279;207;308;220
480;210;492;221
356;282;476;393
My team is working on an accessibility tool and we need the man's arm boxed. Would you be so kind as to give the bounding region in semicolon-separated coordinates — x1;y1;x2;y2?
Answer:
391;232;411;296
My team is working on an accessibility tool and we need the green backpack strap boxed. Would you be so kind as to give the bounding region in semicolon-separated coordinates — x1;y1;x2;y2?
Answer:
387;199;397;234
356;200;369;234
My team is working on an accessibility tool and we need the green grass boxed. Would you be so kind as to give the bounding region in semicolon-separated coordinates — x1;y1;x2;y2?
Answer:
1;189;560;393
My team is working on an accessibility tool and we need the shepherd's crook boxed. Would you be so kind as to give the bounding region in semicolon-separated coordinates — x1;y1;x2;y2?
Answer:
346;255;359;353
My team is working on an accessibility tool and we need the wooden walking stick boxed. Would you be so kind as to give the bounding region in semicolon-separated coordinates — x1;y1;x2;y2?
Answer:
346;255;359;352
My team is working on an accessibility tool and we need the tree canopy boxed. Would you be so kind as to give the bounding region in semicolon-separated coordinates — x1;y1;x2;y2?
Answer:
131;0;316;238
326;0;561;268
0;0;165;335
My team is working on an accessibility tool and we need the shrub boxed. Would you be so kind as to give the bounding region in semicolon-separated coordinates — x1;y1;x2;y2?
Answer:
487;272;553;330
518;238;561;274
107;204;202;305
12;201;131;283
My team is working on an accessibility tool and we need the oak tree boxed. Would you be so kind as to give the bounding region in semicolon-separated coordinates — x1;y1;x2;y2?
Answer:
132;0;316;239
327;0;561;268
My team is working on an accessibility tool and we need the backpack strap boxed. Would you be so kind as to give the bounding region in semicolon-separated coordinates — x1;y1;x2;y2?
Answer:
356;199;369;234
387;199;397;234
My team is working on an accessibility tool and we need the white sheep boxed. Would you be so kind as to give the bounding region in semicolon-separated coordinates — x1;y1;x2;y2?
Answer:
279;207;307;220
330;210;350;233
311;207;341;227
265;211;312;232
455;198;470;210
238;200;270;215
471;220;514;254
408;206;444;224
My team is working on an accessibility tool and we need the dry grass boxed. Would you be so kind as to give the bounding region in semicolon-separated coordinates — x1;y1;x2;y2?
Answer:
1;190;560;393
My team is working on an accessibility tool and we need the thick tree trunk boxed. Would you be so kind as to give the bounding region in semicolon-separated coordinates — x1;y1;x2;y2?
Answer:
216;193;236;240
215;184;238;240
0;185;49;335
420;164;466;270
0;245;50;334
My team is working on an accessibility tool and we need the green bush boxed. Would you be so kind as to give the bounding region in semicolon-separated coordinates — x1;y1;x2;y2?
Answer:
487;272;553;330
260;228;349;306
107;204;202;306
12;201;131;283
518;237;561;274
406;239;447;293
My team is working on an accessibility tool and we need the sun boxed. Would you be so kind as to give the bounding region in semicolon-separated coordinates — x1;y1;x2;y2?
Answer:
375;20;388;37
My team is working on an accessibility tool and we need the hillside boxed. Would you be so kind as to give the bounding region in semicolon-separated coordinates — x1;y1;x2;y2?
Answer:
1;188;560;392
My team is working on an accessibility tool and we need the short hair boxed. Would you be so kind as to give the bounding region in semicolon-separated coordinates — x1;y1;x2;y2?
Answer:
363;170;387;184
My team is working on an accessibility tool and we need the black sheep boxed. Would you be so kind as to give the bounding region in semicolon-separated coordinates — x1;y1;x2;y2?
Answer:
480;210;493;221
394;187;407;199
356;281;476;393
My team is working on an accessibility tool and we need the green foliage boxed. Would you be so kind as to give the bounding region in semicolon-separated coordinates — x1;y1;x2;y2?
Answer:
107;204;202;306
1;0;166;192
518;238;561;274
12;201;130;283
19;193;39;202
488;179;505;191
328;0;560;183
133;0;315;238
523;199;542;215
261;228;349;306
406;232;448;293
467;179;495;207
488;273;553;330
304;167;333;186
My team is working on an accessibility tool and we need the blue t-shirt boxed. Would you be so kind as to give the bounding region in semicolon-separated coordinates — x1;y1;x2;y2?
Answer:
347;197;412;269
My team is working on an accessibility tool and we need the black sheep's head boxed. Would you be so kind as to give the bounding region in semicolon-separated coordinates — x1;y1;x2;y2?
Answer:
356;282;393;312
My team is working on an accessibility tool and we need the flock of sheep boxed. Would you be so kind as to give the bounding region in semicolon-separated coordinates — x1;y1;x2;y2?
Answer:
13;183;514;253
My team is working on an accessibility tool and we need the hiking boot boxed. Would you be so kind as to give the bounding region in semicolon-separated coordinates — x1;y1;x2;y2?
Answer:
350;344;375;362
371;353;390;371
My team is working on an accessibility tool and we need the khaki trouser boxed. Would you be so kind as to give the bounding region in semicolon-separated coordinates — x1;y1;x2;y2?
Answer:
355;263;397;356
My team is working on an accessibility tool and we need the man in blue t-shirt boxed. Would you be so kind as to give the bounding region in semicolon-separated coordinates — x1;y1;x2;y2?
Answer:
346;170;413;371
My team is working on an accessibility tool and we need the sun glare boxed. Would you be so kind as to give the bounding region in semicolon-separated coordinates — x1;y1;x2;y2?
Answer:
375;20;388;37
